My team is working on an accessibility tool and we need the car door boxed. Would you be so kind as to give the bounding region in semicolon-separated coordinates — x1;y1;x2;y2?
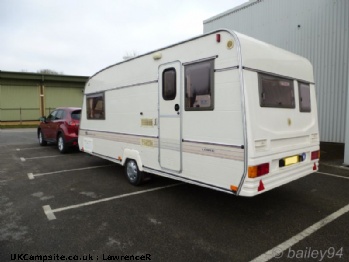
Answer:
43;110;57;140
51;109;65;141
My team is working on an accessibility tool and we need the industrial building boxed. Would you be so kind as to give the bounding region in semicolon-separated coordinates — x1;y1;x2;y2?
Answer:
203;0;349;162
0;71;88;124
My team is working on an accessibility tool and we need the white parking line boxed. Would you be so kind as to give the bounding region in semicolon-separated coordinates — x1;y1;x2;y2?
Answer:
27;164;115;180
0;179;13;183
20;155;66;162
24;155;65;160
250;203;349;262
16;147;42;151
43;183;182;220
317;171;349;180
43;205;57;220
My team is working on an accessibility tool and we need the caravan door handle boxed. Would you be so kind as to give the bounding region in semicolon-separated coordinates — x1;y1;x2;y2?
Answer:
174;104;180;112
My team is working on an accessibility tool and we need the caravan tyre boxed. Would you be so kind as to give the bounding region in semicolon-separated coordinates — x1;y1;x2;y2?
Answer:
125;159;144;186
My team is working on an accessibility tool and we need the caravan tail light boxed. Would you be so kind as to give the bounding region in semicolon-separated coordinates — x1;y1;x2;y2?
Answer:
248;163;270;178
311;150;320;160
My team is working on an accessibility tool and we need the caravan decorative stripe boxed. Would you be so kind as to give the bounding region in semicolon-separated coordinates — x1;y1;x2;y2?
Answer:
80;129;244;162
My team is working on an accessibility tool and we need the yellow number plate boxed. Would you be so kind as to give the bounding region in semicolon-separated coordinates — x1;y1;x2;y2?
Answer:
284;155;299;166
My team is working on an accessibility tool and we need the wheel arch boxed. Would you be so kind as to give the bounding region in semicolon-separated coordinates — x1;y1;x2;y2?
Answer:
56;129;64;141
122;149;144;171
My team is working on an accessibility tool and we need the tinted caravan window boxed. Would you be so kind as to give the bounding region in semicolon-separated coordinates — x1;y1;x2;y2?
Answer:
86;93;105;120
185;59;214;111
298;82;311;112
258;74;295;109
162;68;176;100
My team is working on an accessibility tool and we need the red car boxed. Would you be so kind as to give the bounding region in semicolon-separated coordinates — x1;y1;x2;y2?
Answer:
37;107;81;153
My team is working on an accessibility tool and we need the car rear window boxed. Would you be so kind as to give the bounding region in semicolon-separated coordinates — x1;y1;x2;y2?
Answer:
71;110;81;120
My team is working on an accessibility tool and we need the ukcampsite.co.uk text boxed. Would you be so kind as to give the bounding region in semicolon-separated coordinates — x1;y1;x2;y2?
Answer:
10;253;152;261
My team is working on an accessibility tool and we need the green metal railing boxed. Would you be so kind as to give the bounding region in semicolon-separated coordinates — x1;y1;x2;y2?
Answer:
0;107;55;122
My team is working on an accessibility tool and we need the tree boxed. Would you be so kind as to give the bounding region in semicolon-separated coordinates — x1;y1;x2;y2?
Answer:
37;69;63;75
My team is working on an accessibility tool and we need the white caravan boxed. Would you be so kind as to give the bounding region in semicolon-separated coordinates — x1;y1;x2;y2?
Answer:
79;30;320;197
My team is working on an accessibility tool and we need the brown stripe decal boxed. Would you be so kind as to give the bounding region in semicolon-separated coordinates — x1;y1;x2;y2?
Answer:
183;141;244;161
80;129;244;161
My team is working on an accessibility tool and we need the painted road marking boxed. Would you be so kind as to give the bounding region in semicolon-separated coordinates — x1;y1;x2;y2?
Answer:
0;179;13;183
43;183;182;220
317;171;349;180
43;205;56;220
16;147;42;151
27;164;115;180
250;203;349;262
22;155;65;161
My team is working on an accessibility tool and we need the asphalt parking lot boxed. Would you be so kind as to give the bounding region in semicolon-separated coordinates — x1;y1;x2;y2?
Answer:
0;128;348;262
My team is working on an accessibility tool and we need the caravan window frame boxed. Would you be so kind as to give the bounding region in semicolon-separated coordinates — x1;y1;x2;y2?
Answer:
162;68;177;101
184;59;215;111
86;92;106;120
258;73;295;109
298;82;311;112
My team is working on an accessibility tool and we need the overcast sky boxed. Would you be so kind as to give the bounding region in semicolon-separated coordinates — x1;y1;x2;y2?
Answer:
0;0;247;76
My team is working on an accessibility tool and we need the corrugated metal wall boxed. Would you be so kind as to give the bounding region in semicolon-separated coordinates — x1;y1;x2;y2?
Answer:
0;81;40;121
204;0;349;143
0;72;87;122
45;86;83;115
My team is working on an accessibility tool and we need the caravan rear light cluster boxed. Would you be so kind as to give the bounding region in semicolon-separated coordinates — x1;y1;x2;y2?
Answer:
311;150;320;160
248;163;270;178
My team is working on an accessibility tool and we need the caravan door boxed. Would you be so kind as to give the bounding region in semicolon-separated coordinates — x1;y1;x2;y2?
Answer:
158;61;182;172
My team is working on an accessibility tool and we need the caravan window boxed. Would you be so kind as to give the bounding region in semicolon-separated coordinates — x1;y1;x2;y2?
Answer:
162;68;176;100
298;82;311;112
86;93;105;120
185;59;214;111
258;74;295;108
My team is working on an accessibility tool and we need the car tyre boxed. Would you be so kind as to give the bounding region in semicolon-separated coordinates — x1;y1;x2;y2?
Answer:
57;134;67;154
125;159;144;186
38;130;47;146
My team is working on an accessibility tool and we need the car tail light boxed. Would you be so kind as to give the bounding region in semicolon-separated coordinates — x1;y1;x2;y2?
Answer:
68;121;77;126
248;163;270;178
311;150;320;160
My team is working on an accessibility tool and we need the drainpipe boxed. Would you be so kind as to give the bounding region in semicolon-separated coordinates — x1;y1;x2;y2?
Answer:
39;75;45;117
344;68;349;165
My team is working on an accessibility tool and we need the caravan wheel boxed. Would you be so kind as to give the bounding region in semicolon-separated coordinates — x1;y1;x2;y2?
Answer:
125;159;144;186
